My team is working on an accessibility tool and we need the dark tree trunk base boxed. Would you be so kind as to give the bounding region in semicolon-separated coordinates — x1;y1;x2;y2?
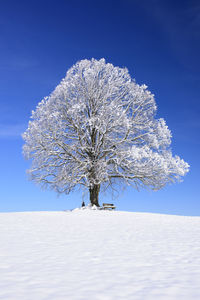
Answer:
89;184;100;207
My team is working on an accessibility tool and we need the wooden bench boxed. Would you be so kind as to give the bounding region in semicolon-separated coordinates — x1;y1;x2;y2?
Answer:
102;203;116;210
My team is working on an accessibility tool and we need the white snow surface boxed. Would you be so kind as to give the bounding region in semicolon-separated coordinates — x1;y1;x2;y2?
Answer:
0;209;200;300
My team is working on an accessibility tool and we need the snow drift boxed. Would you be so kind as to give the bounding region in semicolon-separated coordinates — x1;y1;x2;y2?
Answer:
0;209;200;300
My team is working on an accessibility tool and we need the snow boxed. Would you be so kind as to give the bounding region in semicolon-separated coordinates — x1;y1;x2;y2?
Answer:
0;209;200;300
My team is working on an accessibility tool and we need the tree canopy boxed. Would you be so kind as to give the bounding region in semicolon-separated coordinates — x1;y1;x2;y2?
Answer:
23;58;189;206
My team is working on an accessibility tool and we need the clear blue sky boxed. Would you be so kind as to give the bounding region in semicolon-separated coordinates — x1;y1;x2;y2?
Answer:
0;0;199;215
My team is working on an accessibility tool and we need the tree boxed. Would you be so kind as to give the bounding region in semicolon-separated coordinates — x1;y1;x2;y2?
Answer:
23;58;189;207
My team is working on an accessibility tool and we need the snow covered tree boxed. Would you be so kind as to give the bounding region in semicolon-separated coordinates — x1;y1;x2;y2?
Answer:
23;58;189;206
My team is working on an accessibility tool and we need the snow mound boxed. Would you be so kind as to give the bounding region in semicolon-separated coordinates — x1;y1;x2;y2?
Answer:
0;210;200;300
72;203;101;211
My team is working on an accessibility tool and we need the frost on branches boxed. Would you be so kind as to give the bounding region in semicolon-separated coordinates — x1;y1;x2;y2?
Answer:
23;58;189;206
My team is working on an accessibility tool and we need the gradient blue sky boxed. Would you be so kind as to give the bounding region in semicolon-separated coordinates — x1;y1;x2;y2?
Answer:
0;0;199;215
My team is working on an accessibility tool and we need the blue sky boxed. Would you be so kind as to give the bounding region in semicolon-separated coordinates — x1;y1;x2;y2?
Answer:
0;0;199;215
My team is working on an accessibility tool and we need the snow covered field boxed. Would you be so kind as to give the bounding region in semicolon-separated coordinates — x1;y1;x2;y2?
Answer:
0;209;200;300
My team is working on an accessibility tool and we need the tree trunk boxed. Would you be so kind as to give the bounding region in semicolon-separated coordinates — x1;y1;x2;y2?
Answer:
89;184;100;207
